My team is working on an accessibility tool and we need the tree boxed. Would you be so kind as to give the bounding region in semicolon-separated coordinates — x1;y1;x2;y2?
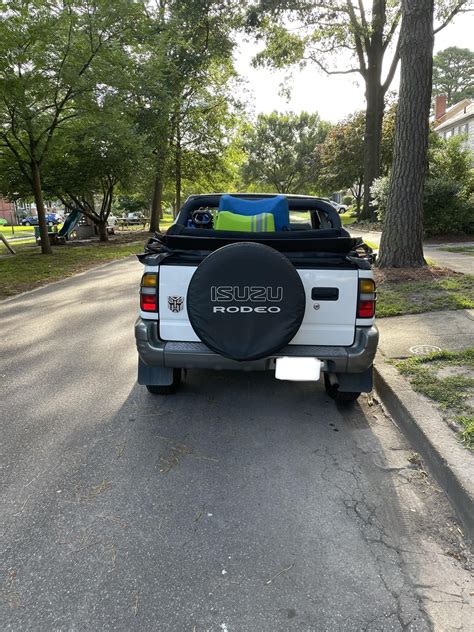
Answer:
44;100;144;241
0;0;138;253
134;0;239;231
247;0;471;220
320;112;365;214
378;0;435;268
242;111;330;193
432;47;474;105
320;105;396;216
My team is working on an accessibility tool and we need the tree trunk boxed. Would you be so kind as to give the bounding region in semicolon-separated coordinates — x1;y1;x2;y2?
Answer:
378;0;434;268
31;161;52;254
174;119;181;219
361;0;386;221
361;84;384;220
150;174;162;233
98;220;108;242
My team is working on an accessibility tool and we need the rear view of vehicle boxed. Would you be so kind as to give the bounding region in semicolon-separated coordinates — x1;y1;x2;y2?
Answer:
135;194;378;403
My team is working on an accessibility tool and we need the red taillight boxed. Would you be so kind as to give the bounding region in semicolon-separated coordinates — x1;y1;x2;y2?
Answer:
140;273;158;312
358;300;375;318
357;278;376;318
140;293;157;311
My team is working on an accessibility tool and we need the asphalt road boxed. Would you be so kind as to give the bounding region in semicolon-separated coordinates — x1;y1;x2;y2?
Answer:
1;257;473;631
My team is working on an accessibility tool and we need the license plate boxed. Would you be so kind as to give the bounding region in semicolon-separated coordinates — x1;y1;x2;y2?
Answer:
275;357;321;381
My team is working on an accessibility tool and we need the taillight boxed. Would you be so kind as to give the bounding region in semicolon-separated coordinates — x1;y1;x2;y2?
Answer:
140;273;158;313
357;278;376;318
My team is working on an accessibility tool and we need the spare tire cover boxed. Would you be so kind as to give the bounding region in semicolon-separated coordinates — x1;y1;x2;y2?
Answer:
187;242;306;361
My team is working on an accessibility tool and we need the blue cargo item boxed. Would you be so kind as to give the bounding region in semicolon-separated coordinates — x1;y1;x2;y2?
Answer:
218;194;290;231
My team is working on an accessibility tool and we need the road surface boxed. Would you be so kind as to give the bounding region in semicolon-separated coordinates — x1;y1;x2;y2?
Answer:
1;257;472;631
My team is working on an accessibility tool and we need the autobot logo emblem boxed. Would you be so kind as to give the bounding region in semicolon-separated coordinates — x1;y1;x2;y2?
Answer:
168;296;184;313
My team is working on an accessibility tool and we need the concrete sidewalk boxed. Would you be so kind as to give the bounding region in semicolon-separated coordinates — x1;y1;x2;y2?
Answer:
377;309;474;359
350;228;474;274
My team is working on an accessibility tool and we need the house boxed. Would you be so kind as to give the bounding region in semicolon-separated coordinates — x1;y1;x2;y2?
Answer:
433;95;474;160
0;197;16;224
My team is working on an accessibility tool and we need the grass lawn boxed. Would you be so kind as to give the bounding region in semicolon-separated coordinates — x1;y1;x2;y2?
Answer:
375;268;474;318
0;225;37;236
395;349;474;449
440;245;474;256
0;240;143;299
340;211;356;226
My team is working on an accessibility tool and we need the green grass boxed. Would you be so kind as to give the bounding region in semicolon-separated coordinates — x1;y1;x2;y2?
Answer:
340;211;356;226
363;240;378;250
0;241;142;299
395;349;474;448
440;245;474;256
376;274;474;318
0;225;37;235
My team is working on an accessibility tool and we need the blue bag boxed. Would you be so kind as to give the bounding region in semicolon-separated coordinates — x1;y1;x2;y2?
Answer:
218;195;290;231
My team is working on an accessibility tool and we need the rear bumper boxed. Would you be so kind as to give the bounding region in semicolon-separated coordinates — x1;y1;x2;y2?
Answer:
135;318;378;374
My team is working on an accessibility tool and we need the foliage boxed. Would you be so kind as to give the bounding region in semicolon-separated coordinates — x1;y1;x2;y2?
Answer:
423;180;473;235
372;133;474;234
113;195;148;216
319;112;364;210
0;0;139;251
241;111;329;193
370;176;391;220
247;0;469;219
432;47;474;105
43;99;144;239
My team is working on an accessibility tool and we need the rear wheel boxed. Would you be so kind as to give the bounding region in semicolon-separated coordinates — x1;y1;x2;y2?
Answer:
24;221;31;226
146;369;182;395
324;374;360;404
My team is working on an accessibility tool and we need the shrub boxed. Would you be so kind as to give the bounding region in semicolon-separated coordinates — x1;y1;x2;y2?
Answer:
371;174;474;234
423;179;474;235
342;195;353;206
370;175;390;223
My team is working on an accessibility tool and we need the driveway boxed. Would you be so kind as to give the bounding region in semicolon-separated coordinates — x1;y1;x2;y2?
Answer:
1;258;472;631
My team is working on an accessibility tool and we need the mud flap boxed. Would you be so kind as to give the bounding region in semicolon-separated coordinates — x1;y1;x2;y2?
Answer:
336;366;373;393
138;359;175;386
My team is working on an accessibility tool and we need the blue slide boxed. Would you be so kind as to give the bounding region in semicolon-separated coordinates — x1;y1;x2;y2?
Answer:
56;210;81;240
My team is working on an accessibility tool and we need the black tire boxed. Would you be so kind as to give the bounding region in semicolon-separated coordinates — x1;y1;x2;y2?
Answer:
146;369;182;395
324;374;360;404
24;221;31;226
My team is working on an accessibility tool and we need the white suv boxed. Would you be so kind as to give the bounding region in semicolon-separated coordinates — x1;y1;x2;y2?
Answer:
135;194;377;402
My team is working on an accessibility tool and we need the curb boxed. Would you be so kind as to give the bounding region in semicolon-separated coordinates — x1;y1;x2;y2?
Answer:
374;354;474;543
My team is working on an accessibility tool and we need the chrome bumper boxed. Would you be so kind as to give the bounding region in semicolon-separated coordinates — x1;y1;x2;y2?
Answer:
135;318;379;374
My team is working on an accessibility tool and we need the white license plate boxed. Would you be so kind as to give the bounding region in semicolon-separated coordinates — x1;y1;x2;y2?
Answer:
275;357;321;381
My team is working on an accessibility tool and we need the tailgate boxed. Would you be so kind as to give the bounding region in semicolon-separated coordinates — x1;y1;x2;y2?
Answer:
159;265;358;346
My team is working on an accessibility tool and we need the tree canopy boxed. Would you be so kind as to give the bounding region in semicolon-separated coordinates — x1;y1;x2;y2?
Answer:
432;46;474;105
242;111;330;194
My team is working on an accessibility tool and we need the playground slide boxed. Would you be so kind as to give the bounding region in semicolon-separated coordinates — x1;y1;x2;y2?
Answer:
57;210;81;239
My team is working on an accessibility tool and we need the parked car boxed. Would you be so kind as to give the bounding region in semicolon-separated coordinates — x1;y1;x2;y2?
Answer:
120;212;145;225
135;193;378;401
21;213;62;226
321;198;348;214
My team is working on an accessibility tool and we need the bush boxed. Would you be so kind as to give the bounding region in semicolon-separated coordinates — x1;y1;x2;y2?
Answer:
370;175;390;222
342;195;353;206
423;179;474;235
371;174;474;234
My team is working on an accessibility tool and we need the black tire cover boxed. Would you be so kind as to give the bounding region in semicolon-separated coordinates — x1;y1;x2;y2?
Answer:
187;242;306;361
